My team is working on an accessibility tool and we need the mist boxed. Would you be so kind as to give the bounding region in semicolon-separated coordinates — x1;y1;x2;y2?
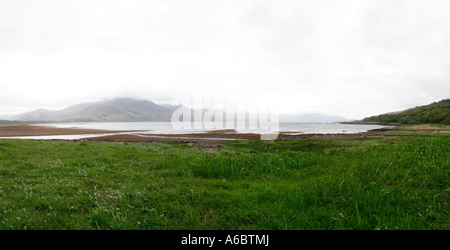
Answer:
1;0;449;119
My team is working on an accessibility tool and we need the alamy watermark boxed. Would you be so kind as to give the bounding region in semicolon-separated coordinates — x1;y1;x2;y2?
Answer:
170;95;279;140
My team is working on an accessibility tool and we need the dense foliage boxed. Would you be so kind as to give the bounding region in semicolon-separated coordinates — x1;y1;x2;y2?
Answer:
361;99;450;125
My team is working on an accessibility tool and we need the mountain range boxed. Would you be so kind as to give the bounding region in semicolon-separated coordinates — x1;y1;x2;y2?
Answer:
12;98;173;122
4;98;348;123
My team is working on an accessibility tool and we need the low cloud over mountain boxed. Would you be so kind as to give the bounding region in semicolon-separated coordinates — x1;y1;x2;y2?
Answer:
13;98;173;122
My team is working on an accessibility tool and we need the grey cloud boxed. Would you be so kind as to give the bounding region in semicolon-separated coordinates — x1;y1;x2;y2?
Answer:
0;0;449;119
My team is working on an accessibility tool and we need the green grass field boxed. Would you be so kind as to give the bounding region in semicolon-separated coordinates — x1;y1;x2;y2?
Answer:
0;132;448;230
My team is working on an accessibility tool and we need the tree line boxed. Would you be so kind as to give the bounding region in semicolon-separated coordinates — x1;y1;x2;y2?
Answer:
361;99;450;125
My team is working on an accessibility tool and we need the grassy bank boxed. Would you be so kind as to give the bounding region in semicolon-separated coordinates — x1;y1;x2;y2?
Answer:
393;124;450;132
0;132;448;230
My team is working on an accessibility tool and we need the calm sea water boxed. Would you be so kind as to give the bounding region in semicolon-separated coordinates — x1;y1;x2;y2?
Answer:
3;122;389;140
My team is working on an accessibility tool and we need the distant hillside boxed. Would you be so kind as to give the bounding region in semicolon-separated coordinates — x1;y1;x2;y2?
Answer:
160;104;182;111
361;99;450;125
13;98;173;122
279;113;347;123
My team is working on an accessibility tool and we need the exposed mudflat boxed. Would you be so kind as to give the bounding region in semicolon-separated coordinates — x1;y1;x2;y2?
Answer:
0;124;405;147
0;124;142;137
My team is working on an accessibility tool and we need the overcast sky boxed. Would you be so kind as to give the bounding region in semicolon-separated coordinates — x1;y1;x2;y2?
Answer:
1;0;449;119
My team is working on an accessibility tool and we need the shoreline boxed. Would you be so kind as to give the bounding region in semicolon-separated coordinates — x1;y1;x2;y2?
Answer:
0;124;397;145
0;124;143;137
339;121;402;126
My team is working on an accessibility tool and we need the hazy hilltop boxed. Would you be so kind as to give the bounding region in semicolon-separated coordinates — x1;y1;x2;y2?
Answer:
279;113;347;123
361;99;450;125
14;98;173;122
8;97;349;123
